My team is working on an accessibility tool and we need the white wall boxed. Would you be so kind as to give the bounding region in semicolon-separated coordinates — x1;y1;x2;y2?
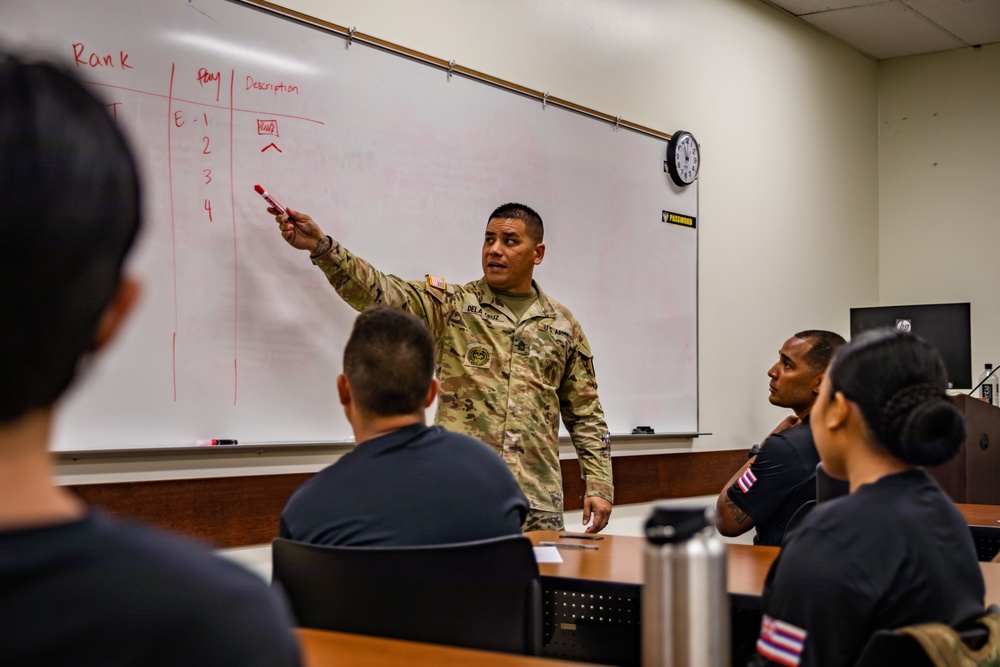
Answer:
55;0;880;501
877;44;1000;375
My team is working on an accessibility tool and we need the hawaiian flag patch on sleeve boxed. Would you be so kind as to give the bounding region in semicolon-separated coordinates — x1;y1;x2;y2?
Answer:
757;614;807;666
737;468;757;493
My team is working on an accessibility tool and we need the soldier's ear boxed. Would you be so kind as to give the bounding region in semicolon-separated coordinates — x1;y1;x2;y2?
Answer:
533;243;545;265
424;378;440;409
337;374;352;407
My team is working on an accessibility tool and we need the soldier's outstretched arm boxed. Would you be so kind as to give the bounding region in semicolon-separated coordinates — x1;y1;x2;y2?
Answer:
267;204;443;331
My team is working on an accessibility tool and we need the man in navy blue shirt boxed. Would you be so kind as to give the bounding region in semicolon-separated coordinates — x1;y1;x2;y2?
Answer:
280;306;528;546
714;330;845;546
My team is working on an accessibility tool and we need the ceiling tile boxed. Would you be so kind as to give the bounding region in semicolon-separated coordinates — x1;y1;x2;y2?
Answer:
801;2;965;59
903;0;1000;47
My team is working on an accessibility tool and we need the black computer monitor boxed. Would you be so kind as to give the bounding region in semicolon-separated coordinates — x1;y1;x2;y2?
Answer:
849;302;972;389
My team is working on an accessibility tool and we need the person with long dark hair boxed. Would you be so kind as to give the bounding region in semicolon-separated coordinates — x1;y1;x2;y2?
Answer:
752;328;986;667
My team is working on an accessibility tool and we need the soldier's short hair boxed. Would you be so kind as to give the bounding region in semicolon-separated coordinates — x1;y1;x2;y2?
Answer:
488;202;544;244
344;306;435;416
794;329;847;374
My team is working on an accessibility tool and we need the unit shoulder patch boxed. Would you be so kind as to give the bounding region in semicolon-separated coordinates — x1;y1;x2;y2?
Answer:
465;344;492;368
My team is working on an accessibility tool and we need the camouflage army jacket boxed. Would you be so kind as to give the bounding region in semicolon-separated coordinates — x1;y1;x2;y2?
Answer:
312;239;613;513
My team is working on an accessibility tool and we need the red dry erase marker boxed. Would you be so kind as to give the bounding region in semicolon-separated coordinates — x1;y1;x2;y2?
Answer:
195;439;239;446
254;184;285;214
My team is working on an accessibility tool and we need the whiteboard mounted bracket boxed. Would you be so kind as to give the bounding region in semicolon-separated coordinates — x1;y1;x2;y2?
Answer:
448;60;456;80
614;116;622;131
347;26;356;48
542;92;550;109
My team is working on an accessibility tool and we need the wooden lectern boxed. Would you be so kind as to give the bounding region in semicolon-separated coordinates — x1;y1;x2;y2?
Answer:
929;395;1000;504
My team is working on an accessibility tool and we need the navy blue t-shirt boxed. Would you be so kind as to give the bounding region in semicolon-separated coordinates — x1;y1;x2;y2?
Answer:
0;512;301;666
280;424;528;546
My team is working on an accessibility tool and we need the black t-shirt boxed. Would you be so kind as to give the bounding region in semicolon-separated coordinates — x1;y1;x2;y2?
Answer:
753;470;985;667
727;419;818;546
280;423;529;546
0;512;300;666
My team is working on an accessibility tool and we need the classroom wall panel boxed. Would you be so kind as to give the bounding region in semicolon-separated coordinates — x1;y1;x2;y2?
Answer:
877;44;1000;373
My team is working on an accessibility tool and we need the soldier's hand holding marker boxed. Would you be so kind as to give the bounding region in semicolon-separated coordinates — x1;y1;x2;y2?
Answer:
273;208;326;254
258;185;327;254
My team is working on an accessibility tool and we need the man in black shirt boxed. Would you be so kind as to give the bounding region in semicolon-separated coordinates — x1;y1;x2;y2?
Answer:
714;330;845;546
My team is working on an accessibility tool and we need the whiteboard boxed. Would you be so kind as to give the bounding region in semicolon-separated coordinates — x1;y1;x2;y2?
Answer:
1;0;698;451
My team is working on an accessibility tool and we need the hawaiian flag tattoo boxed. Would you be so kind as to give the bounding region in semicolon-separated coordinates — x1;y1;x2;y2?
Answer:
737;467;757;493
757;614;807;666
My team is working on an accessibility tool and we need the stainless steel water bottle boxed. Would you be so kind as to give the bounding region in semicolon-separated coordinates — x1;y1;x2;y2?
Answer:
642;506;729;667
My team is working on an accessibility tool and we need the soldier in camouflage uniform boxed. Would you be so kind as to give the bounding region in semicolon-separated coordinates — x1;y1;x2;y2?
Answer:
269;202;613;532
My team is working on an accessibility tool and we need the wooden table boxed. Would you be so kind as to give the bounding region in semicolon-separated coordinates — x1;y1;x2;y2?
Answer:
525;530;778;599
957;504;1000;560
531;529;1000;596
958;503;1000;527
297;628;595;667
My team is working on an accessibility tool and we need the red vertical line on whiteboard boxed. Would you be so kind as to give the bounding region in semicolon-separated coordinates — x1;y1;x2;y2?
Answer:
229;68;238;405
167;63;178;401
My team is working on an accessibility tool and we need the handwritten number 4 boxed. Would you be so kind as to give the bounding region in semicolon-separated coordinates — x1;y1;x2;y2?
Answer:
204;199;213;222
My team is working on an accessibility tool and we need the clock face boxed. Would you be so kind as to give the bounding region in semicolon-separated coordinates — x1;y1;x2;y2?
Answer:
668;131;699;186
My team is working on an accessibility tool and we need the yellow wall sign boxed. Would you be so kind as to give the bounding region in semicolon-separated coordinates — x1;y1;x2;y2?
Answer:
662;210;696;229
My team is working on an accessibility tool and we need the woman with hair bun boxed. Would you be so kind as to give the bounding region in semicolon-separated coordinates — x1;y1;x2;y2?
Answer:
751;329;986;667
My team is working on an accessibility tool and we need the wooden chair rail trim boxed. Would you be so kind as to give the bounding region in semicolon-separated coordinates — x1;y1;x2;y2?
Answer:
67;450;746;548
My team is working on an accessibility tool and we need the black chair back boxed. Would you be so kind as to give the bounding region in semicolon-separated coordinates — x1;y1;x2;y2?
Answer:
271;534;542;655
816;461;850;502
782;500;817;545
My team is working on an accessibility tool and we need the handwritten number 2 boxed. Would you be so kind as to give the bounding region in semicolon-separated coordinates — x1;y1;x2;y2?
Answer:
202;136;211;154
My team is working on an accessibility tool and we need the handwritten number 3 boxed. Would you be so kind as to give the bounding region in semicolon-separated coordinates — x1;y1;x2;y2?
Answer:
203;169;212;185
